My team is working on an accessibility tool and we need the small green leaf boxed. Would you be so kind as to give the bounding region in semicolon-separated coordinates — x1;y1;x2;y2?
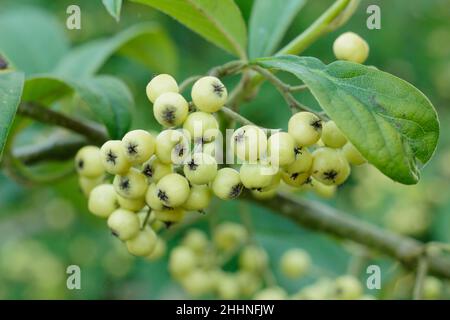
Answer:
0;8;69;74
256;55;439;184
22;75;133;139
54;23;178;77
102;0;123;22
248;0;306;58
132;0;247;58
0;72;24;159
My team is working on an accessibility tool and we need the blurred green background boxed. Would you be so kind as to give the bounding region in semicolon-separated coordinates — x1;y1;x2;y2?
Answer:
0;0;449;299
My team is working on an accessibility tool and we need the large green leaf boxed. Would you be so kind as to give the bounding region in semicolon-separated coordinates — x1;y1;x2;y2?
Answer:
54;23;178;77
132;0;247;58
21;75;133;139
248;0;306;58
0;8;69;74
0;72;24;159
102;0;123;21
255;55;439;184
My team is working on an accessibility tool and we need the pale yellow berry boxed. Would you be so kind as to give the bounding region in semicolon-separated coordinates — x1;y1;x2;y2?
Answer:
240;162;276;190
146;74;178;103
212;168;243;200
253;287;287;300
145;183;165;210
213;222;248;252
423;276;442;300
153;92;188;127
183;111;219;143
334;275;363;300
333;32;369;64
113;168;148;199
88;184;118;218
312;147;350;185
239;245;268;273
281;147;313;187
121;130;155;165
251;188;277;200
126;227;158;257
309;178;337;198
141;155;173;183
169;246;197;278
280;248;311;279
107;209;140;241
100;140;131;175
236;271;262;297
268;132;296;167
156;173;190;207
146;238;167;261
191;76;227;113
117;194;145;211
181;270;215;297
288;112;322;146
182;229;209;253
184;153;218;185
75;146;105;178
342;142;366;165
231;125;267;162
216;273;241;300
153;207;185;224
79;175;105;196
155;129;190;164
182;185;212;211
321;121;347;148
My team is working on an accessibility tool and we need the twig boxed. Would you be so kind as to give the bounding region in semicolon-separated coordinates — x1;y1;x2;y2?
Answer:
179;75;202;92
141;208;152;230
220;106;256;126
413;254;429;300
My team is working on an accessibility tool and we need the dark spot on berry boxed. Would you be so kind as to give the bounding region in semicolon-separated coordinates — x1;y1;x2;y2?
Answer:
174;143;185;158
162;106;176;125
323;170;338;182
142;164;153;178
302;176;313;186
212;82;225;97
187;158;198;171
157;189;169;202
119;178;130;190
127;143;138;155
198;209;206;215
106;150;117;165
294;146;303;156
229;183;243;198
311;119;322;131
255;187;263;192
164;221;174;228
162;205;173;210
77;159;84;169
188;101;196;113
111;230;119;237
234;130;245;143
290;172;299;180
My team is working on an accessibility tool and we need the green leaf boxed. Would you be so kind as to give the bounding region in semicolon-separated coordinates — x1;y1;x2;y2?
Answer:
0;8;69;74
22;75;133;139
132;0;247;58
102;0;123;21
248;0;306;58
255;55;439;184
0;72;24;159
54;23;178;77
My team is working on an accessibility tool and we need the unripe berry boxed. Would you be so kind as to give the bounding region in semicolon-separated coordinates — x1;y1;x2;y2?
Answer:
78;175;104;196
184;153;218;185
231;125;267;162
182;229;209;253
117;194;145;211
153;92;188;127
280;248;311;279
182;184;212;211
145;183;165;210
333;32;369;64
213;222;248;252
191;76;227;112
156;129;190;164
169;246;197;278
156;173;190;207
281;147;313;187
288;112;322;146
308;177;337;198
153;207;185;225
240;162;276;190
423;276;442;300
88;184;118;218
126;227;158;256
146;74;178;103
253;287;287;300
181;270;215;297
141;155;173;183
113;168;148;199
342;142;366;165
100;140;131;175
146;238;167;261
268;132;296;166
251;187;277;200
312;147;350;185
212;168;243;200
239;245;268;274
75;146;105;178
107;209;140;241
321;121;347;148
183;111;219;143
334;275;363;300
236;271;262;297
121;130;155;165
216;273;240;300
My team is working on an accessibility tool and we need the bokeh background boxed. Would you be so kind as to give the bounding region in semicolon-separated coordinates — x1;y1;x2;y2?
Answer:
0;0;449;299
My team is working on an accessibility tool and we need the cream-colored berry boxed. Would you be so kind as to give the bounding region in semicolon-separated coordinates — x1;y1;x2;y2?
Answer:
146;238;167;261
240;162;276;190
312;147;350;185
251;188;277;200
281;147;313;187
181;270;215;297
321;121;347;148
254;287;287;300
126;227;158;256
145;183;165;210
88;184;118;218
239;245;268;273
121;130;155;165
342;142;366;165
212;168;243;200
113;168;148;199
183;111;219;143
146;74;178;103
107;209;140;241
423;276;442;300
280;248;311;279
308;177;337;198
156;173;190;207
288;112;322;146
334;275;363;300
216;274;241;300
153;92;188;127
191;76;227;112
236;271;262;297
155;129;190;164
75;146;105;178
117;194;145;211
141;155;173;183
169;246;197;278
153;207;185;225
184;153;218;185
333;32;369;64
268;132;296;167
182;229;209;253
78;175;105;196
213;222;248;252
100;140;131;175
182;184;212;211
231;125;267;162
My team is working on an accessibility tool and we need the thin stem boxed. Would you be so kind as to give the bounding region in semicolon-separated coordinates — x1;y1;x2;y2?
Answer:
413;254;429;300
208;60;246;78
141;208;152;230
179;75;201;92
220;106;256;126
